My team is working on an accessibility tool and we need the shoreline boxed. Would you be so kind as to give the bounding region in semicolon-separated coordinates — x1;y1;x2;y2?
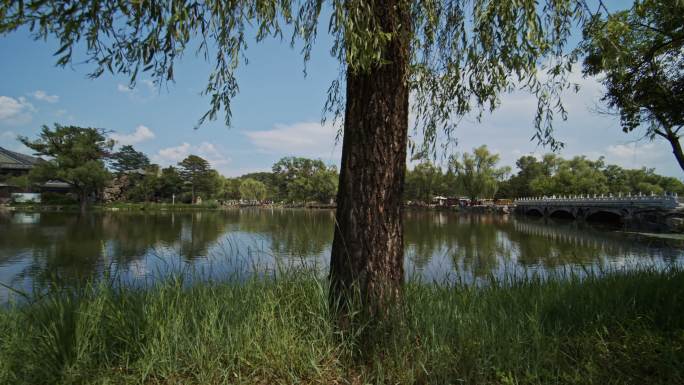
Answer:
1;202;509;212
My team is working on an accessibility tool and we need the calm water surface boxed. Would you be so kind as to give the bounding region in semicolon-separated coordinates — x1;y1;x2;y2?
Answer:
1;209;682;301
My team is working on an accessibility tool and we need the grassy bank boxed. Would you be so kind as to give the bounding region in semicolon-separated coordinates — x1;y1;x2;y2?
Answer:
1;269;683;384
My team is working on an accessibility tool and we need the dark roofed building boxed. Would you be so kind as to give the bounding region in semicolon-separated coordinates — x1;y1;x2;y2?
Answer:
0;147;72;202
0;147;44;201
0;146;42;176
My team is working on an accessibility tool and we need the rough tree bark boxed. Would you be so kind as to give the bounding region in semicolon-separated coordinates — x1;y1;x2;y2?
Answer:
329;0;410;320
664;129;684;173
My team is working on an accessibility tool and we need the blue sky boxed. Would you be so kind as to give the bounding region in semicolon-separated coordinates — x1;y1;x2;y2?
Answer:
0;5;681;178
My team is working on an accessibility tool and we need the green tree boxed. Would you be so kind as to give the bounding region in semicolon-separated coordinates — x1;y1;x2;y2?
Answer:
504;156;553;198
603;164;630;195
5;174;33;193
307;166;339;203
110;145;150;174
529;156;609;196
0;0;590;316
556;156;608;195
239;178;267;202
20;124;113;212
450;146;510;202
405;162;446;203
206;170;223;200
636;181;664;195
177;155;214;204
657;176;684;195
507;154;684;197
582;0;684;172
157;166;183;202
240;172;278;200
218;177;242;201
127;165;160;202
272;157;337;202
622;167;684;195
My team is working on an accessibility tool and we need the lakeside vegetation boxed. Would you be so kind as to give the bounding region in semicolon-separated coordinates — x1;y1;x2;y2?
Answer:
405;148;684;204
4;201;339;214
4;130;682;209
1;268;682;384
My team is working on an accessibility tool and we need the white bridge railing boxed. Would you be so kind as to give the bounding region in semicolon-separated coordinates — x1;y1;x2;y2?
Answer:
515;193;680;210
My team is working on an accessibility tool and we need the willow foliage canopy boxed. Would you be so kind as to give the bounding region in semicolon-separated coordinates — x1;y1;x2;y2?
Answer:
2;0;592;150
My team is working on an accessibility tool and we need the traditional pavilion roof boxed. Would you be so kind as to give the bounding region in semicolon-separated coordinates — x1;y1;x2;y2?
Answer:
0;146;42;170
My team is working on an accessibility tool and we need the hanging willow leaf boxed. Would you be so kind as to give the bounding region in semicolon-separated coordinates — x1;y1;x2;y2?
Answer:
0;0;596;150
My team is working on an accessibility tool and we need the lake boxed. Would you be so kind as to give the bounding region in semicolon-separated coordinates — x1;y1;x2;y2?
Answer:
1;209;683;302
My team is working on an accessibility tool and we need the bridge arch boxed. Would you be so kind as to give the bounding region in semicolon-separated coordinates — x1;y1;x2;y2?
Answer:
549;208;575;219
585;210;623;224
525;207;544;217
515;195;677;226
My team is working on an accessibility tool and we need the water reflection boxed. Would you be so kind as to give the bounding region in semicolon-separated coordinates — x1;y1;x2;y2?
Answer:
228;209;334;257
0;209;682;301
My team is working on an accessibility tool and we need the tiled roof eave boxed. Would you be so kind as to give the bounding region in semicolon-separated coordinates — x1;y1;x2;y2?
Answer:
0;163;34;170
0;147;42;166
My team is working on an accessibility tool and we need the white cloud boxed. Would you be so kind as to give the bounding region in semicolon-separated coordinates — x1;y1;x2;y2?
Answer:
195;142;223;161
606;143;644;158
157;142;191;162
245;121;340;158
55;109;67;117
604;142;668;165
600;140;684;175
117;79;156;99
31;90;59;103
109;125;156;146
0;96;35;125
154;141;231;173
117;84;132;93
140;79;155;92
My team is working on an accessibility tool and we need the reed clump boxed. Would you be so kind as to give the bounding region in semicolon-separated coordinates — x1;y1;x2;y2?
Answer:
1;268;682;384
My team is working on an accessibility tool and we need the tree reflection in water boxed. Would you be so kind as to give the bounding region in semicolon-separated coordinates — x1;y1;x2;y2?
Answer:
0;209;682;298
224;208;334;259
404;212;512;280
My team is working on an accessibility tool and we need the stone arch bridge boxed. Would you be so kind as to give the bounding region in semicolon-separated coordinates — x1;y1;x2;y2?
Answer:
514;194;682;229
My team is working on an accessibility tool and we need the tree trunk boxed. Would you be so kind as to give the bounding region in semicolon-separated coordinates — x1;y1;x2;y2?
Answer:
329;0;410;321
79;191;88;214
665;129;684;173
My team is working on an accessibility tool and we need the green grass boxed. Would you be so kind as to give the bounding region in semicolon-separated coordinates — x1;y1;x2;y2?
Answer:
1;268;683;384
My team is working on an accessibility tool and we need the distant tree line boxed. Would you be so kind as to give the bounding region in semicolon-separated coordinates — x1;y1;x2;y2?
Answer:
111;149;340;204
15;125;683;208
498;154;684;198
405;146;684;203
14;125;340;207
220;157;339;203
